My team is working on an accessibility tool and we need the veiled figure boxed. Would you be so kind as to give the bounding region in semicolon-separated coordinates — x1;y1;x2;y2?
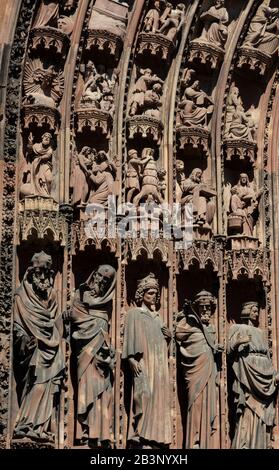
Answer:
228;302;279;449
243;5;279;55
71;265;116;447
122;274;171;448
13;252;64;442
178;80;213;129
175;291;223;449
195;0;229;49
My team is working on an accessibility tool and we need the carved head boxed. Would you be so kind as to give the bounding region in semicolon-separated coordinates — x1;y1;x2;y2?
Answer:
194;290;216;326
135;273;160;309
28;251;54;298
176;159;185;172
190;168;203;183
177;3;185;12
215;0;225;7
90;265;116;298
142;68;152;77
241;301;259;324
153;83;162;94
239;173;249;186
128;149;138;160
42;133;52;146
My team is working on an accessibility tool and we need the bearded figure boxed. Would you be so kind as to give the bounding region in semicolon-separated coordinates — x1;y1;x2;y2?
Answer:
13;252;64;442
71;265;117;447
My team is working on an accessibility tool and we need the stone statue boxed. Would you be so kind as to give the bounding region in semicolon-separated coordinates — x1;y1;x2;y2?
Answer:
158;3;185;42
178;79;214;129
13;252;64;442
20;132;54;199
224;86;257;141
228;301;279;449
23;59;64;108
129;68;163;116
176;167;216;228
133;148;165;205
143;0;166;33
122;273;171;448
80;63;115;114
194;0;229;49
71;265;116;447
33;0;76;35
143;83;163;119
243;5;279;55
72;148;116;208
228;173;263;238
126;149;142;203
176;291;223;449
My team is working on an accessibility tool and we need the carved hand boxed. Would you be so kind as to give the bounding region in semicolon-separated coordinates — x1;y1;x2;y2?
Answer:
128;357;142;377
275;372;279;385
161;325;172;339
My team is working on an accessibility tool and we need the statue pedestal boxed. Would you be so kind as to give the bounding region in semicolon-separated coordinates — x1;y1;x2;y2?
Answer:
11;438;55;449
137;32;174;62
223;139;257;165
177;126;210;157
237;46;274;76
29;26;69;56
188;40;225;69
76;107;113;136
86;29;123;60
193;224;213;241
127;115;163;143
228;235;259;250
22;104;60;133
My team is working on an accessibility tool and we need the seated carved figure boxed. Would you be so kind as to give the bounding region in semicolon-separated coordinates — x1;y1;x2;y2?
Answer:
129;69;163;117
228;173;263;238
224;86;257;142
177;167;216;228
228;302;279;449
243;5;279;55
178;80;213;129
193;0;229;49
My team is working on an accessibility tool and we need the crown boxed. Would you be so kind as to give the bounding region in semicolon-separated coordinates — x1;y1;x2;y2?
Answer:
137;273;159;292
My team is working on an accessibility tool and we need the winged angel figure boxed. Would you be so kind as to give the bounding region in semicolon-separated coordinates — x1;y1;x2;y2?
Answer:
23;58;64;108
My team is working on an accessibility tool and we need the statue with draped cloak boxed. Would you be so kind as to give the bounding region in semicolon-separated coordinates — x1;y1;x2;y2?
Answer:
175;290;223;449
71;265;116;447
243;5;279;55
194;0;229;49
13;252;64;442
122;273;172;448
228;302;279;449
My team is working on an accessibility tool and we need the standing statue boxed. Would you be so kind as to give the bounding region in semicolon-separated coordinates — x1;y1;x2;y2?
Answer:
158;3;185;42
228;302;279;449
243;5;279;55
33;0;76;34
133;148;165;205
194;0;229;49
175;291;223;449
122;273;171;448
224;86;257;141
228;173;263;237
126;149;142;203
143;0;166;33
178;79;214;129
129;68;164;117
13;252;64;442
71;265;117;447
177;168;216;228
143;83;163;119
20;132;54;199
71;146;94;206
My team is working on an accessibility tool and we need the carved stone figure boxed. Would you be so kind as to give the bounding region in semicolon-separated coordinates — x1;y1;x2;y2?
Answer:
71;265;116;447
20;132;54;199
33;0;76;35
23;59;64;108
228;173;263;238
129;68;163;117
178;79;214;129
158;3;185;41
126;149;142;203
228;302;279;449
122;273;171;448
13;252;64;442
143;83;163;119
243;5;279;55
194;0;229;49
224;86;257;141
175;291;223;449
176;167;216;227
72;147;116;208
80;63;115;114
143;0;166;34
133;148;165;205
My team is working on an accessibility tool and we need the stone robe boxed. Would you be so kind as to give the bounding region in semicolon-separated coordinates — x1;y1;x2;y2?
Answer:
13;273;64;438
122;306;171;445
228;323;278;449
176;315;218;448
